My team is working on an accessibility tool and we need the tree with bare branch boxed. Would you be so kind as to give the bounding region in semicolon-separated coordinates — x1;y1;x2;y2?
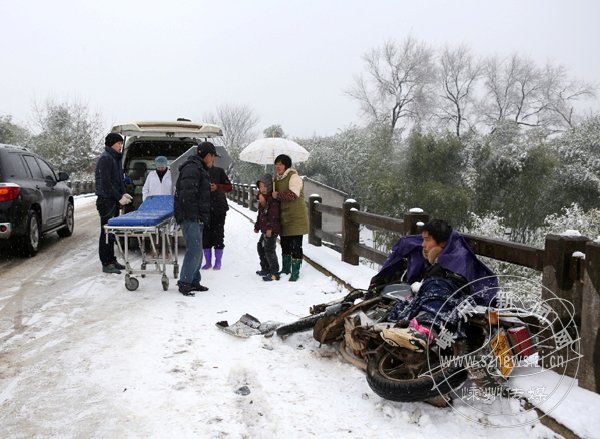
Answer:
436;44;481;138
480;54;539;128
347;37;435;134
203;103;260;182
203;103;259;153
480;54;596;134
540;63;596;129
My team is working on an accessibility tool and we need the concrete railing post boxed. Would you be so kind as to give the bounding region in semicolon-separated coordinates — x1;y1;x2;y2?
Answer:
541;233;589;379
249;185;258;212
403;208;429;235
308;194;322;247
542;234;589;324
234;184;241;204
341;199;360;265
241;184;249;208
580;241;600;393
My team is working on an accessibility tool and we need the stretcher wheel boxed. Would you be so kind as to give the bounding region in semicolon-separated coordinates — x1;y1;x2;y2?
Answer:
173;265;179;279
161;275;169;291
125;276;139;291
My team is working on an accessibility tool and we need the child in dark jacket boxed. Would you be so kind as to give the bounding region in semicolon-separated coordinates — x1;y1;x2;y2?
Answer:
254;174;281;281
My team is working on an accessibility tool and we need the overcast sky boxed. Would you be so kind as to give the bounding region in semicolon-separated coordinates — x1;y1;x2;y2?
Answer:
1;0;599;139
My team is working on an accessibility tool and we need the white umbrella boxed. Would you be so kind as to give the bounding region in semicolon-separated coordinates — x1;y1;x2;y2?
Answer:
239;137;310;165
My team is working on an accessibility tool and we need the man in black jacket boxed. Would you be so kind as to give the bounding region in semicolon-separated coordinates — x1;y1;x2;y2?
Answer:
173;141;214;296
95;133;133;274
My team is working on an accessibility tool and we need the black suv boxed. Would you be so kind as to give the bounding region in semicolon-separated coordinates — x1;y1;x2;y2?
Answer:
0;144;74;256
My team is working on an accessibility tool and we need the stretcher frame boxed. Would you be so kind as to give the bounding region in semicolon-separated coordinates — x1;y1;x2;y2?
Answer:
104;217;179;291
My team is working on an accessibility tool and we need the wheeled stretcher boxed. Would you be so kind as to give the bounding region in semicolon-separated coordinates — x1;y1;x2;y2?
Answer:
104;195;179;291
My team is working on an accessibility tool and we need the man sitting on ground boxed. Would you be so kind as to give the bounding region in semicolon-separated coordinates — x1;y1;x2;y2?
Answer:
369;219;498;352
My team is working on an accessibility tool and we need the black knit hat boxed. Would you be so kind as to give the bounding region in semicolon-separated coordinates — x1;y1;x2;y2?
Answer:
105;132;124;147
274;154;292;169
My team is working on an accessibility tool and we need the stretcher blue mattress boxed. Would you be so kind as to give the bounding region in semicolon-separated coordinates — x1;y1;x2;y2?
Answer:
107;195;174;227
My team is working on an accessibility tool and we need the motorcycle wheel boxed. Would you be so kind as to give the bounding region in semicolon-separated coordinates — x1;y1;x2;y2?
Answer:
366;340;469;402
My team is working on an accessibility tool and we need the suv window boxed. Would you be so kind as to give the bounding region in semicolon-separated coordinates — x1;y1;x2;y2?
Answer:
23;155;44;179
36;158;57;181
3;152;31;179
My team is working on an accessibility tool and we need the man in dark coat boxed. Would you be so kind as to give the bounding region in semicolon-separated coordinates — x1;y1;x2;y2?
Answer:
200;157;232;270
375;219;498;352
173;141;214;296
95;132;132;274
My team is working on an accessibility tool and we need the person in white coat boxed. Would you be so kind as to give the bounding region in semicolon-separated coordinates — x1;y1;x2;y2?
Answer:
142;156;173;200
142;156;174;258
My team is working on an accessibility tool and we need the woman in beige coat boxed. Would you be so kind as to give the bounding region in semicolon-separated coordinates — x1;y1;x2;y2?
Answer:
272;154;308;281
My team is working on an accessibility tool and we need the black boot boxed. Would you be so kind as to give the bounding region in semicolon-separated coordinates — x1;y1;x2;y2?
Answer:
191;281;209;292
178;283;195;296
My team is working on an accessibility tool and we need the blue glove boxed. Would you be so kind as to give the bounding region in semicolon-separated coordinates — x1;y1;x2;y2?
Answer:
123;176;133;185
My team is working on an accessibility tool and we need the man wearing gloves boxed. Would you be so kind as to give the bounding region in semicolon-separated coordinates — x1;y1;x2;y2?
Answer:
95;132;132;274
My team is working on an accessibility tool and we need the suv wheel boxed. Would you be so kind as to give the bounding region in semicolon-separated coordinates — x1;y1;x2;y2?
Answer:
57;202;74;237
21;210;41;256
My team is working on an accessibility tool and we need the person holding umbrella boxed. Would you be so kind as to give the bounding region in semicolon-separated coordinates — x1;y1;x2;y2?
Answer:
272;154;308;281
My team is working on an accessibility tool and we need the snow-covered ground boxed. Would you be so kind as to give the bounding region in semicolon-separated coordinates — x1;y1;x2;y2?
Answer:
0;196;599;438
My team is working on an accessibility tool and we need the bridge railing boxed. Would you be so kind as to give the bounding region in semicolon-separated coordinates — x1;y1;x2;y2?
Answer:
66;180;95;195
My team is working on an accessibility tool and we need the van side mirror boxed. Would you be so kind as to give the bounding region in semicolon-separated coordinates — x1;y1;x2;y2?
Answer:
58;171;69;182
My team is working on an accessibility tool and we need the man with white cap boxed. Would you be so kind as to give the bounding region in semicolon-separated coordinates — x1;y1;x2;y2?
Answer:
142;155;173;200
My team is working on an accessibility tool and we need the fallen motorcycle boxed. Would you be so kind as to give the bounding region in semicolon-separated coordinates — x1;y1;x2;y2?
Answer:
276;284;558;405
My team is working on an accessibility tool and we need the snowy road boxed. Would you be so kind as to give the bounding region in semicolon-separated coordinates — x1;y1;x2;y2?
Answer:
0;197;588;438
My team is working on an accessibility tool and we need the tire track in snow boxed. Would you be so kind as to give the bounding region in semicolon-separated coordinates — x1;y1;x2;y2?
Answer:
0;202;99;344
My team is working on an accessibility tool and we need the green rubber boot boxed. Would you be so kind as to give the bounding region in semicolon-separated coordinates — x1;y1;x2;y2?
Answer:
280;254;292;275
289;258;302;282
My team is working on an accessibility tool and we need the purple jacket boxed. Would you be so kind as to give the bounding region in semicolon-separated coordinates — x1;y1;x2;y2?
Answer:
376;231;498;305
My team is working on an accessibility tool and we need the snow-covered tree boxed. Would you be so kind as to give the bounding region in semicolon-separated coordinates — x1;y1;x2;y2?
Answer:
545;115;600;211
479;54;596;135
0;115;31;146
262;124;285;138
30;100;104;176
540;63;596;129
203;103;260;182
468;122;557;241
298;124;369;198
347;36;435;135
203;103;259;153
400;131;472;227
436;45;481;138
544;203;600;239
